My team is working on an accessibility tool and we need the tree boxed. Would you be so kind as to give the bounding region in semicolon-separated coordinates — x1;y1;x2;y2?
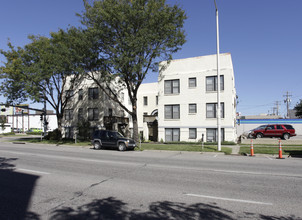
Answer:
294;99;302;118
0;29;90;135
79;0;186;142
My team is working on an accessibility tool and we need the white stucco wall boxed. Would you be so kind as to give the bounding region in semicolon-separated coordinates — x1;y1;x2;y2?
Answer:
157;53;237;142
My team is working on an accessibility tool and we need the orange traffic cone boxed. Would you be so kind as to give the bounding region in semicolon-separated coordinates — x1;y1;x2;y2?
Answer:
277;140;285;159
250;139;255;156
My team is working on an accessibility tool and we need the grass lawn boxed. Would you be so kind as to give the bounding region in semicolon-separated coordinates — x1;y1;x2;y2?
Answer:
139;143;232;154
6;136;232;154
239;146;302;155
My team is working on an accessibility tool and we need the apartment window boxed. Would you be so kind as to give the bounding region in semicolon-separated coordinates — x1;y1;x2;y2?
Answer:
189;104;197;114
164;79;180;94
78;108;84;121
108;108;113;117
189;128;197;139
206;128;225;142
156;96;158;105
88;87;99;100
165;128;180;142
189;77;196;88
206;103;224;118
65;90;74;99
78;89;83;101
143;96;148;106
206;75;224;91
164;105;180;119
64;127;74;139
65;109;73;120
88;108;99;121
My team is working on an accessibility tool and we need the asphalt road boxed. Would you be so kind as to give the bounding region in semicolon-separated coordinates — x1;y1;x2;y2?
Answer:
1;140;302;220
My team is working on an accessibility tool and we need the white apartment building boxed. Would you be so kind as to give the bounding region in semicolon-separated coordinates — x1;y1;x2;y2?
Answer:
157;53;237;142
63;77;128;139
136;83;158;141
61;53;237;143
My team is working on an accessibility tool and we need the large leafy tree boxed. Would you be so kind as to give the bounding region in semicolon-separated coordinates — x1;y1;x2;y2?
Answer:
79;0;187;142
294;100;302;118
0;29;90;134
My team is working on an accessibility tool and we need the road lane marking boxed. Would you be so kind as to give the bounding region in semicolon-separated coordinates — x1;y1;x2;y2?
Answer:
186;193;273;206
17;168;50;175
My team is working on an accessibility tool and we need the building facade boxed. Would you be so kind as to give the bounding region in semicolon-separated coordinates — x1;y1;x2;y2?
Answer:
157;53;237;142
61;53;237;142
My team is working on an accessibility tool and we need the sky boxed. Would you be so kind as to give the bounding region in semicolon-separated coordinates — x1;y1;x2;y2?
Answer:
0;0;301;117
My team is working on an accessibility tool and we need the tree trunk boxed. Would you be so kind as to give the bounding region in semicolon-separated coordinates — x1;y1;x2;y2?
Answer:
57;113;63;140
132;103;139;143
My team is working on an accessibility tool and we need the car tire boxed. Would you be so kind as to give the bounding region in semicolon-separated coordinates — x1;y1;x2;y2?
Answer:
256;133;263;138
94;142;102;150
282;133;290;140
118;142;126;151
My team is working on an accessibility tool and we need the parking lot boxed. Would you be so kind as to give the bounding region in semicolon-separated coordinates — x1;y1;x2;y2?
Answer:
241;135;302;145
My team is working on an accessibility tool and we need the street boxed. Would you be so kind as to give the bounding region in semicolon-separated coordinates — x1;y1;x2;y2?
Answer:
1;140;302;219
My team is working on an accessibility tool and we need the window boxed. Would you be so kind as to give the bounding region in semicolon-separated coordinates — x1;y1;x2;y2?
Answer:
206;75;224;91
78;108;83;121
189;78;196;88
65;109;73;120
206;128;225;142
276;125;283;130
64;127;74;139
88;87;99;100
78;89;83;101
206;103;224;118
165;105;180;119
165;128;180;142
108;108;113;117
65;90;74;100
189;128;197;139
164;79;179;94
156;96;158;105
143;96;148;106
189;104;197;114
88;108;99;121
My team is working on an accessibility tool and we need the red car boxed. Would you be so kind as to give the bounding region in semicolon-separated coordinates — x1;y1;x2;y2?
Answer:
250;124;296;140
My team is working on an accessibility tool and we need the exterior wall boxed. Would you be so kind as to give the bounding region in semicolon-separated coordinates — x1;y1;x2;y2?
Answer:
63;77;129;138
136;83;158;140
6;114;57;133
158;53;237;142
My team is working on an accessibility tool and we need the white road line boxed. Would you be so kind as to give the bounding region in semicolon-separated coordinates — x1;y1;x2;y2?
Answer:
213;154;218;157
266;156;273;160
186;193;273;206
17;168;50;175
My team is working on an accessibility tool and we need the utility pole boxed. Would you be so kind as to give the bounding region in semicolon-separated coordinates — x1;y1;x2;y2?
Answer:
275;101;281;116
214;0;221;151
283;91;292;118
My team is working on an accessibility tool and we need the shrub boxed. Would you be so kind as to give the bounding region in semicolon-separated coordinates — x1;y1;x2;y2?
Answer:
45;129;62;140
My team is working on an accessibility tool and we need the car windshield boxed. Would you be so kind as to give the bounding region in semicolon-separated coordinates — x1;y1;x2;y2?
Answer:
253;125;266;130
116;132;124;138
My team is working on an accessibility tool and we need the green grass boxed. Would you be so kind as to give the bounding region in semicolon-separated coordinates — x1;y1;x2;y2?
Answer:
10;137;91;146
239;146;302;155
8;137;232;154
138;143;232;154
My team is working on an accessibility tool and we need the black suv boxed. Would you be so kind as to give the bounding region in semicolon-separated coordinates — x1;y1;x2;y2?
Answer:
91;130;136;151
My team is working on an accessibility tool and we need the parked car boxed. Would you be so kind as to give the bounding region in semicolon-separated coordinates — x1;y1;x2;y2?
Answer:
243;125;267;138
250;124;296;140
91;130;136;151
